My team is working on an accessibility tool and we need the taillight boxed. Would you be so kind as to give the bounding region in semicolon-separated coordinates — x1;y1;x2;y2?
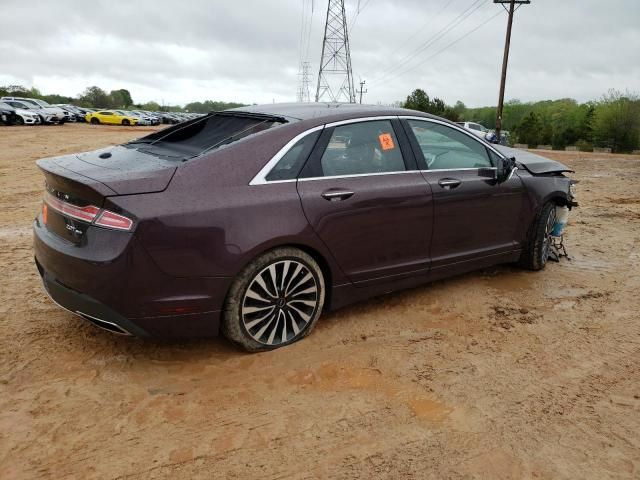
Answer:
94;210;134;231
42;202;48;224
43;191;134;231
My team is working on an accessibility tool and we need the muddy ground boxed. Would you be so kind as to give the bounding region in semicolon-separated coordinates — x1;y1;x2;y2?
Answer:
0;123;639;479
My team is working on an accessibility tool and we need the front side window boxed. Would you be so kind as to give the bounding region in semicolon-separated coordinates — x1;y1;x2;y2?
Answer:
318;120;406;177
408;120;492;170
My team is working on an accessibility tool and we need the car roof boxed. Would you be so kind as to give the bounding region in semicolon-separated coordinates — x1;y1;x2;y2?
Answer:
227;102;438;124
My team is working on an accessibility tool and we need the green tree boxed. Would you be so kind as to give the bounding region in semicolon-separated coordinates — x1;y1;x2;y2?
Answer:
514;112;542;146
109;89;133;108
79;86;112;108
592;90;640;152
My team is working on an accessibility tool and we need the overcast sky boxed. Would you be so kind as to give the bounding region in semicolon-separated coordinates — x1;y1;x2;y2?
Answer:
1;0;638;107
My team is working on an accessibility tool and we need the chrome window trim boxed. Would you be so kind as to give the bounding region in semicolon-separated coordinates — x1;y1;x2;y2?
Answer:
420;167;497;173
249;115;507;185
298;170;416;182
249;125;325;185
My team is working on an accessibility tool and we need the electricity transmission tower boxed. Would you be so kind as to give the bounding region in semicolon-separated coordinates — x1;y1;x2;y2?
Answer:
297;61;312;102
315;0;356;103
494;0;530;140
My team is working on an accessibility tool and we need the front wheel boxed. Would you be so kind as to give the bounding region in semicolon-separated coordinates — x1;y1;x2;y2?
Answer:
90;117;100;125
222;247;325;352
122;119;130;126
518;202;557;271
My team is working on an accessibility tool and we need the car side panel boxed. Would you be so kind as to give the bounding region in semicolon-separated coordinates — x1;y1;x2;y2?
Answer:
111;180;350;286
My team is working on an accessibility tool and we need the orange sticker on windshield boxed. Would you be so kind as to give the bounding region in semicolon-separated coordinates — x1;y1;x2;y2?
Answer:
378;133;395;150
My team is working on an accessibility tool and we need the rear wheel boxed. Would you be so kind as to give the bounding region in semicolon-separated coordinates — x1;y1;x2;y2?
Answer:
122;119;130;126
222;247;325;352
518;202;556;271
90;117;100;125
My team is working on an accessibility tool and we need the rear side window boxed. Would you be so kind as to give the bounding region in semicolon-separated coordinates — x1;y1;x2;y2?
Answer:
317;120;406;177
266;130;321;181
408;120;491;169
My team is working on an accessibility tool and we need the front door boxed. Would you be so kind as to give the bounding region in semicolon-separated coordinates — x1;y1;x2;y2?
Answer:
297;119;433;284
403;118;525;268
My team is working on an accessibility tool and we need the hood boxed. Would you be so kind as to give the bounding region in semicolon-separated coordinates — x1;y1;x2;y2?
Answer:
16;108;37;116
495;145;573;175
42;106;66;115
40;145;178;195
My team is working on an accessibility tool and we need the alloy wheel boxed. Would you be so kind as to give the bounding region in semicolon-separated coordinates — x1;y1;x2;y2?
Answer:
542;206;557;262
241;259;319;346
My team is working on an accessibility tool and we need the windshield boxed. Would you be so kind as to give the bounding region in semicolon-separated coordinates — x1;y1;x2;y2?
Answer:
33;99;51;107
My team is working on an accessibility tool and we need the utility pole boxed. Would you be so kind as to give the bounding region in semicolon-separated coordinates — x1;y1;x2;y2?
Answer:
357;80;367;104
315;0;356;103
494;0;529;141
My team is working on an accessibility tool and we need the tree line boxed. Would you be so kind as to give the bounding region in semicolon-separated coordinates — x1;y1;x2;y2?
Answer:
403;88;640;153
0;84;245;114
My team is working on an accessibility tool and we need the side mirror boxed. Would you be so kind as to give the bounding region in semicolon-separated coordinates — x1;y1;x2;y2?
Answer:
478;167;497;180
497;156;517;183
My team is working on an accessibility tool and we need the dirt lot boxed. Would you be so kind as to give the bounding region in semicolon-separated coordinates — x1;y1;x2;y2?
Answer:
1;123;639;479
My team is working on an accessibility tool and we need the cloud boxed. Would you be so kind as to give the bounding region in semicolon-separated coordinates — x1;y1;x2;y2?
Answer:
0;0;638;106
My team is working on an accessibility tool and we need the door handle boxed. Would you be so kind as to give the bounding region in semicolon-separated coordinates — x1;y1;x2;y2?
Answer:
321;189;354;201
438;178;462;189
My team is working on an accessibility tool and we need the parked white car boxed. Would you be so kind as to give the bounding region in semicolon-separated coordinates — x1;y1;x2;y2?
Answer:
456;121;490;138
0;97;66;124
1;100;44;124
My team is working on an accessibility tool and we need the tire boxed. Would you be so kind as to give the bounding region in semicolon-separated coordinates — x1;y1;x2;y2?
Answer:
518;202;557;271
90;117;100;125
122;119;130;126
14;116;24;126
222;247;325;352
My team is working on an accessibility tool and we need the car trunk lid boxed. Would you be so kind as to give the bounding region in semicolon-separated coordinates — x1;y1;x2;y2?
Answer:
37;147;176;244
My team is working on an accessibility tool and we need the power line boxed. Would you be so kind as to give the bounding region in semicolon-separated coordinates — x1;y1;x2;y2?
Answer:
368;0;488;85
380;8;504;84
348;0;373;32
376;0;457;67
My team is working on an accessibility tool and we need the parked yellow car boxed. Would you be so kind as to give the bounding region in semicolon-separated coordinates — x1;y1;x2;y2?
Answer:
85;110;139;126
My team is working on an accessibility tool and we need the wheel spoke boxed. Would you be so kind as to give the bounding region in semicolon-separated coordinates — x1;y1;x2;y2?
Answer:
281;261;291;292
254;312;277;341
290;285;317;298
289;299;316;308
243;304;274;314
245;287;272;303
287;272;313;296
244;307;276;329
254;273;276;298
281;310;288;343
288;303;311;323
287;310;301;335
268;264;278;294
284;263;303;295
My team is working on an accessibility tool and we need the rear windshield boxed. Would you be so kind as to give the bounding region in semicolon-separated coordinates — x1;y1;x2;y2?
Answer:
127;112;286;160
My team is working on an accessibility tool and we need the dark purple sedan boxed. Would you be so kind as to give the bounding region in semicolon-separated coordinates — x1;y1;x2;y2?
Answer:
33;103;577;351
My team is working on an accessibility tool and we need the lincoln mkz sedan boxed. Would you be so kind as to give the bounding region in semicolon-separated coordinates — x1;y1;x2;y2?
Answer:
33;103;577;351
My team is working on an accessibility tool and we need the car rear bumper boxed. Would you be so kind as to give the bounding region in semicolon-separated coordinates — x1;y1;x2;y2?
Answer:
33;216;230;338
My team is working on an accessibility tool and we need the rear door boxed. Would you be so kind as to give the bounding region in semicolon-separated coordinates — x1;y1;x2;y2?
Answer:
297;118;434;284
403;118;525;268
